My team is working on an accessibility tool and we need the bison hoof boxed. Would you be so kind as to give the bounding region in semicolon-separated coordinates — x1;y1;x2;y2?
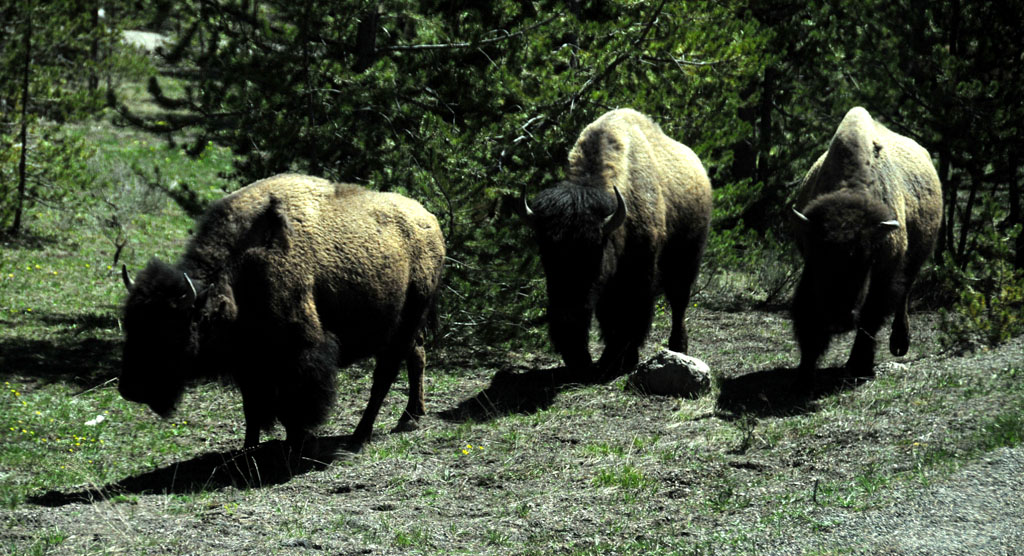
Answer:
344;438;367;454
889;332;909;357
391;418;420;434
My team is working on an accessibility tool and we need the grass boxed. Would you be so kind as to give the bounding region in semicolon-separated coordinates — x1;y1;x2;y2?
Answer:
1;78;1023;556
0;106;236;517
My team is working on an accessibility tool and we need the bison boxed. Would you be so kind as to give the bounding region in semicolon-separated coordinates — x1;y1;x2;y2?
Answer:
791;107;942;377
119;173;445;451
519;108;712;381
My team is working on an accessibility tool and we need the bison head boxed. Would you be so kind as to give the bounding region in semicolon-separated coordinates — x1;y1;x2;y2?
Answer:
519;185;626;305
792;190;900;332
119;260;225;416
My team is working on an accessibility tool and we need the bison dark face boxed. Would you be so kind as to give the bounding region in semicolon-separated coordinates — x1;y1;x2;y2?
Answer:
119;260;204;417
521;185;627;303
793;191;900;332
518;185;626;369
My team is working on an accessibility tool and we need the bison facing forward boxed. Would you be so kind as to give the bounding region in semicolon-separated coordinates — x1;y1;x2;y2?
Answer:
119;174;445;450
519;109;712;381
792;107;941;376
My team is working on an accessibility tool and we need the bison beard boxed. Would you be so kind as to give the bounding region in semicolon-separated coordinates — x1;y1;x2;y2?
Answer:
791;107;942;378
119;174;445;452
520;109;712;382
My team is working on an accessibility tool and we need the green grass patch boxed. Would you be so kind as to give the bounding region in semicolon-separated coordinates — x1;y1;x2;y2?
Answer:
977;411;1024;450
592;463;657;492
1;92;1022;555
0;104;238;510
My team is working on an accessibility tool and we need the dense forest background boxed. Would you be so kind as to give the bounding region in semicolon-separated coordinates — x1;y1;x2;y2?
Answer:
2;0;1022;349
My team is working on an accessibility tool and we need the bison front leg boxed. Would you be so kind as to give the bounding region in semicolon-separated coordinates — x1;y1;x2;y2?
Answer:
548;305;595;379
793;319;831;376
239;384;275;449
244;421;260;449
845;287;891;378
596;289;653;380
792;276;831;376
351;354;403;450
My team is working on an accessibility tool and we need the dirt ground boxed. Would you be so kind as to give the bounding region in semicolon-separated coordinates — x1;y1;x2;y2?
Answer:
3;308;1023;555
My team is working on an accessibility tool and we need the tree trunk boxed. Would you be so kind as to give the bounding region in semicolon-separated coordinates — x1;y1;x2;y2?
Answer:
1016;225;1024;270
11;7;32;235
353;4;381;73
956;163;982;269
756;66;774;191
941;150;959;257
89;0;99;91
936;148;953;258
1008;151;1020;231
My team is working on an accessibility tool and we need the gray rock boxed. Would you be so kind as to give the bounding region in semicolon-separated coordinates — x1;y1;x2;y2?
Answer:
876;361;909;374
627;350;711;398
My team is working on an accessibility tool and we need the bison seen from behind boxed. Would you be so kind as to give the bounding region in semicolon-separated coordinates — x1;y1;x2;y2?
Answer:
792;107;942;377
119;174;445;451
519;108;712;381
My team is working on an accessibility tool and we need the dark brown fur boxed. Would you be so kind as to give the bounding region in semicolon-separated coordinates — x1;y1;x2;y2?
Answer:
520;109;712;380
792;107;942;376
120;174;445;450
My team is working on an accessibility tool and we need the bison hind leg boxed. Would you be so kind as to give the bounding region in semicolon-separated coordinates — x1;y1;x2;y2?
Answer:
889;295;911;357
350;352;405;450
393;336;427;433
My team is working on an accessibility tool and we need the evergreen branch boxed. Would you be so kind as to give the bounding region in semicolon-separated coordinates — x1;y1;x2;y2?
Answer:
380;14;560;52
568;0;668;108
639;54;735;67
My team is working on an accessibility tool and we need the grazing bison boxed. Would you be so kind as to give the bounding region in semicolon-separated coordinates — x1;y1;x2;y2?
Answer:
119;174;445;450
791;107;942;376
519;108;712;381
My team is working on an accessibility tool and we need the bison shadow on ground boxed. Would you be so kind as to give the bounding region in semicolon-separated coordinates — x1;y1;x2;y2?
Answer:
716;365;869;417
440;365;595;423
27;437;353;508
0;311;121;387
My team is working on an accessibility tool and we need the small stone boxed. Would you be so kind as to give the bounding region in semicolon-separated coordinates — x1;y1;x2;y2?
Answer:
876;361;909;374
627;350;711;398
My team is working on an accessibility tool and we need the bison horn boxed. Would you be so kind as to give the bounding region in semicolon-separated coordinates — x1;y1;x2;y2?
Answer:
520;196;537;226
601;187;627;234
879;219;901;230
791;206;810;223
121;264;134;291
183;272;198;302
